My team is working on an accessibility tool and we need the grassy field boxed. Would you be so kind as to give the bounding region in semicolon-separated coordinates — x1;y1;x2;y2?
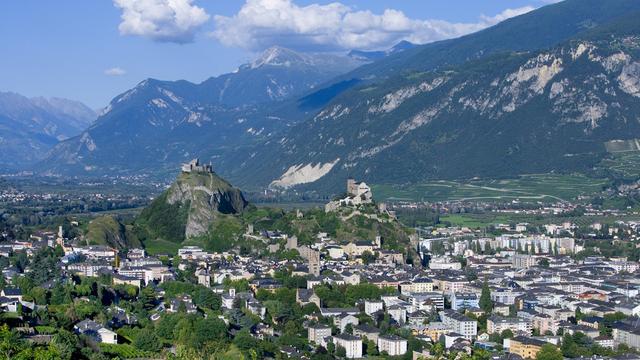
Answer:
372;173;607;203
144;238;181;256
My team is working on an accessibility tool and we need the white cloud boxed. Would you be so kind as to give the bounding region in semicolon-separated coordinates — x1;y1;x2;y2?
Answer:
104;67;127;76
113;0;210;43
211;0;535;52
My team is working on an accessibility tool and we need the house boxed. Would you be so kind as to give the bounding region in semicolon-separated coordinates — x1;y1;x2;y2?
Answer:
246;300;266;319
487;316;531;335
378;334;408;356
307;276;323;289
440;310;478;340
222;289;237;310
400;278;434;294
66;261;113;277
594;335;614;349
407;311;429;326
308;324;332;347
0;296;18;312
320;308;359;318
364;300;384;316
451;293;480;311
195;268;211;287
615;302;640;317
493;303;511;317
353;324;380;343
343;241;375;257
327;245;345;259
443;333;466;349
336;314;359;332
168;295;197;314
578;316;603;329
112;274;142;288
296;288;321;308
612;322;640;349
341;272;361;285
424;322;450;342
333;334;363;359
1;288;22;302
74;320;117;344
508;336;547;359
388;305;407;325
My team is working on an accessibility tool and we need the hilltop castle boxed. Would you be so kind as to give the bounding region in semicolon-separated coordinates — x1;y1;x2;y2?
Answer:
181;158;213;173
325;178;373;212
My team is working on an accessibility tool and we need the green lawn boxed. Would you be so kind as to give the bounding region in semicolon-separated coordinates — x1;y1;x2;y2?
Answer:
144;238;181;255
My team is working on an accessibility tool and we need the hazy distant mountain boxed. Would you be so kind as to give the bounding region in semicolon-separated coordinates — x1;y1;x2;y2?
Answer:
40;47;368;176
348;41;417;62
0;92;95;170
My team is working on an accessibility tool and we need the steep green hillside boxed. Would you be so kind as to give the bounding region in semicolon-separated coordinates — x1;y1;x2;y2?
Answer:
86;216;141;249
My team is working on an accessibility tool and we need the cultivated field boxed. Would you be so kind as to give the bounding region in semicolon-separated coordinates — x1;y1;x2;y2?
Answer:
372;173;607;203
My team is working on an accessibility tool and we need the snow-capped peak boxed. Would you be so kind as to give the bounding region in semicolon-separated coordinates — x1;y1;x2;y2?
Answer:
249;46;309;69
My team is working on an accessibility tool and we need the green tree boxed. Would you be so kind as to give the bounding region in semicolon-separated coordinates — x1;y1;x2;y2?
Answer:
133;328;162;352
0;325;22;360
500;329;514;339
195;287;221;310
538;258;550;268
233;329;257;352
139;286;156;310
365;339;378;356
537;344;563;360
52;329;78;360
561;333;578;358
336;346;347;358
361;251;376;265
480;278;493;313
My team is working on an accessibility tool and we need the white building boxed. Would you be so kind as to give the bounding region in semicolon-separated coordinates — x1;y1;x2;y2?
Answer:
333;334;362;359
378;335;408;356
440;310;477;340
308;325;332;347
364;300;384;315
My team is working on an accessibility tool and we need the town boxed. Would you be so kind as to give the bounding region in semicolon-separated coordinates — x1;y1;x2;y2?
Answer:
1;174;640;360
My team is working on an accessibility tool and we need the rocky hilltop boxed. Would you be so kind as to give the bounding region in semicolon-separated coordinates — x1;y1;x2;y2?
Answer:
136;161;248;246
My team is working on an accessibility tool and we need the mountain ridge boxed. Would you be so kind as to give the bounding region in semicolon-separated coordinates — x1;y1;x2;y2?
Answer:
234;12;640;192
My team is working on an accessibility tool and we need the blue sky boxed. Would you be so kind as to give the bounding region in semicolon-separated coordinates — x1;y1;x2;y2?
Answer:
0;0;557;109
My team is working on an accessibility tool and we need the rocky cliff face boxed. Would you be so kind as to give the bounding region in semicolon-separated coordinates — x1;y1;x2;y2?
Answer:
166;171;248;237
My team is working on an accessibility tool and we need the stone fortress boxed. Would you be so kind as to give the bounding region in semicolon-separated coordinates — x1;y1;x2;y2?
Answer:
181;158;213;174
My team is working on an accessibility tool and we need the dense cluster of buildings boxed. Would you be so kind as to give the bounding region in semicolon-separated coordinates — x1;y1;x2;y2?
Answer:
2;192;640;359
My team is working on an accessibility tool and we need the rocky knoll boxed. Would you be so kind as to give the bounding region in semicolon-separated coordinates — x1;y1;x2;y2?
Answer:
136;168;248;245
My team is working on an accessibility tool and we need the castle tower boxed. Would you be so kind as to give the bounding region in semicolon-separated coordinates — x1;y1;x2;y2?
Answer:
308;249;321;277
347;178;357;196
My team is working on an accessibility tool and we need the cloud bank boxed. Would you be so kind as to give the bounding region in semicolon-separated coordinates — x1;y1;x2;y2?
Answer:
114;0;210;43
104;67;126;76
211;0;535;51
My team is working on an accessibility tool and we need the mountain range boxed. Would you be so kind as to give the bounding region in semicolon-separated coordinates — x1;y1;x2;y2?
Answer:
40;47;371;177
32;0;640;195
0;92;95;170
